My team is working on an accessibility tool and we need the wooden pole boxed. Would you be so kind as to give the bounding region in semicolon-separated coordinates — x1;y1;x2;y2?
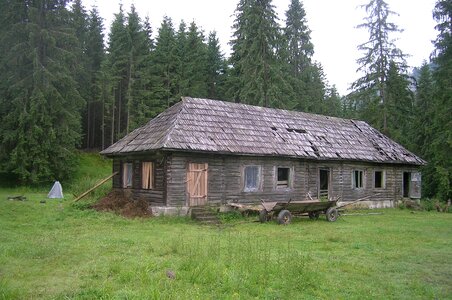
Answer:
335;193;381;209
73;172;118;202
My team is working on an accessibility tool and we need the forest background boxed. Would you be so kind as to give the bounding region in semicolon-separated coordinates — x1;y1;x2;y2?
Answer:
0;0;450;201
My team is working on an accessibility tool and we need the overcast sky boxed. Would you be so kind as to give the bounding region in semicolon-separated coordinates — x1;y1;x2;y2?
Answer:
87;0;438;96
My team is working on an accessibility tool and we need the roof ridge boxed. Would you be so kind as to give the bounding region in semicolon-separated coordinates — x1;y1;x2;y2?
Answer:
189;97;358;123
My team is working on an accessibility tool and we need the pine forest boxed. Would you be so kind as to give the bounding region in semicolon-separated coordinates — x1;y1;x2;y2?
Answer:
0;0;450;202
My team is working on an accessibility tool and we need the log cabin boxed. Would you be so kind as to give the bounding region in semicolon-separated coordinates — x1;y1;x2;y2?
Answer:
100;97;425;215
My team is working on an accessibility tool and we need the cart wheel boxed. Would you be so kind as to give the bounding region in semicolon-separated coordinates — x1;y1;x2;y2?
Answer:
308;212;320;220
259;209;269;223
277;210;292;225
325;207;338;222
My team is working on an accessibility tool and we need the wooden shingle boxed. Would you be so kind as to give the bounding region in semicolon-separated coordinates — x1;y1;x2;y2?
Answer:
101;97;425;165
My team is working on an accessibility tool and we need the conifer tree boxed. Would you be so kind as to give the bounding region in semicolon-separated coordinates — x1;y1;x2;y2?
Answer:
85;6;105;148
230;0;290;107
412;63;436;197
104;5;129;144
385;61;414;148
283;0;329;113
0;0;83;183
352;0;407;133
284;0;313;77
206;31;227;99
151;17;179;109
125;4;153;132
430;0;452;200
181;22;209;98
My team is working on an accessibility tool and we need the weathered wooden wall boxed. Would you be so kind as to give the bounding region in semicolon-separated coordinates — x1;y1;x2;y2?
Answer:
165;152;421;206
112;153;166;206
112;151;420;207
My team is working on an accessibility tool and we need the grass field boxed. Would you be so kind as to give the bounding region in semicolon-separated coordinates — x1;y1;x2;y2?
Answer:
0;153;451;299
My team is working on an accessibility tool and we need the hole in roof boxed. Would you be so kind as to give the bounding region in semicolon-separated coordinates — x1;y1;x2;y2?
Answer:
311;146;320;157
271;126;277;131
336;152;341;158
286;128;307;134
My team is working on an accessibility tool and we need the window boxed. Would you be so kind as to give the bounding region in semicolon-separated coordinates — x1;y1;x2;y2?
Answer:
277;167;291;188
374;170;385;189
244;166;261;192
352;170;364;189
142;162;154;189
122;162;133;188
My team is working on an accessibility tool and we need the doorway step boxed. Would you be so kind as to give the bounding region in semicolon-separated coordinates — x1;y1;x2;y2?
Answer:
190;207;221;225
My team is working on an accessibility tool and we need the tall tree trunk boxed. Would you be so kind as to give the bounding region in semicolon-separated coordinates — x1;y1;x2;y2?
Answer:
110;88;115;146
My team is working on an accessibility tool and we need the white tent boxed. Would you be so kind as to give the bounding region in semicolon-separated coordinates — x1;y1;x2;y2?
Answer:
48;181;64;199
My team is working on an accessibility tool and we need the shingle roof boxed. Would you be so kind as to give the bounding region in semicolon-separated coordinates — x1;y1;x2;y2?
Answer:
101;97;425;165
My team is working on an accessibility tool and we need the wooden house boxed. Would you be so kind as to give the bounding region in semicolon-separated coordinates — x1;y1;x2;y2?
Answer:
100;97;425;214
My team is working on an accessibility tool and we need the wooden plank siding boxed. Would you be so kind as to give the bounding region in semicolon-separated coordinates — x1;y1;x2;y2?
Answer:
111;153;167;206
112;151;421;207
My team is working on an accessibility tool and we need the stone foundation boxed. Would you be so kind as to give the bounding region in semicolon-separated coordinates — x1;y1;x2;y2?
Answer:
150;206;189;216
338;200;395;209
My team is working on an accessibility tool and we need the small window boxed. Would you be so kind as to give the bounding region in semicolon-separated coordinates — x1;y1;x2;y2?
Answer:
277;167;290;188
352;170;364;189
122;162;133;188
244;166;261;192
374;170;385;189
142;162;154;189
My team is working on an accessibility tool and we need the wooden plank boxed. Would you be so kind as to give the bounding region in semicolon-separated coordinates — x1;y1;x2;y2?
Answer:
74;172;118;202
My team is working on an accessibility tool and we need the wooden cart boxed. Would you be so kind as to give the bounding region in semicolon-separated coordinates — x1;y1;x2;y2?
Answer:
259;199;339;224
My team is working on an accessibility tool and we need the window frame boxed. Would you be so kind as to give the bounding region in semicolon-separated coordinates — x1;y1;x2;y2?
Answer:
141;161;154;190
122;162;133;188
373;170;385;189
243;165;262;192
352;170;364;189
276;166;292;189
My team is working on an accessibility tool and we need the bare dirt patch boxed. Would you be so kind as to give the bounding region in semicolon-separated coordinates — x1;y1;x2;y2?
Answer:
92;190;152;218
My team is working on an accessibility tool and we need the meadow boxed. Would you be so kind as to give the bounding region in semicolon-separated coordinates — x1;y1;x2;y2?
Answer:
0;154;451;299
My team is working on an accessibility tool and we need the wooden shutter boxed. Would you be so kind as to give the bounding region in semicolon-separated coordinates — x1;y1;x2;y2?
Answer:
187;163;208;206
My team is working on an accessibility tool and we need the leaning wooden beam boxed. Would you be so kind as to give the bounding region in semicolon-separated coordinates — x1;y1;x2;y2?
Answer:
336;193;381;209
74;172;118;202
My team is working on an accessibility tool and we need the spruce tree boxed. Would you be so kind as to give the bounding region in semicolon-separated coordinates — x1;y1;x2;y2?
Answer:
206;31;227;99
85;6;105;148
230;0;290;107
104;5;129;143
431;0;452;200
352;0;407;133
0;0;83;183
412;63;436;198
284;0;313;77
182;22;209;98
126;4;154;131
385;61;414;148
151;17;179;109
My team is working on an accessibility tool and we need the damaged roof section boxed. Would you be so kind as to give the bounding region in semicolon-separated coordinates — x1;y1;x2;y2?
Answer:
101;97;426;165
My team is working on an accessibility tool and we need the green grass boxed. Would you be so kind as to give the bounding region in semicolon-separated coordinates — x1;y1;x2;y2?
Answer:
0;194;451;299
0;153;451;299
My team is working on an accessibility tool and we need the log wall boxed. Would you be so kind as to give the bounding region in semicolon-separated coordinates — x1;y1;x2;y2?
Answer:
165;152;421;206
112;151;421;207
112;152;166;206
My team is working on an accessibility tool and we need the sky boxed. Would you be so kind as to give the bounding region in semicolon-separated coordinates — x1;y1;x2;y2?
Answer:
87;0;438;96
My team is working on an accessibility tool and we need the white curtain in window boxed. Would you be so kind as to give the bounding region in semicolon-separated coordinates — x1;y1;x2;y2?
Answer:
244;166;259;191
123;163;133;188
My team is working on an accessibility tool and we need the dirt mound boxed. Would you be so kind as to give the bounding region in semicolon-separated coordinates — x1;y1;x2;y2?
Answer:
92;190;152;218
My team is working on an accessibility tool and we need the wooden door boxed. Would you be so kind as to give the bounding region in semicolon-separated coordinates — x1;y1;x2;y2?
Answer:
318;168;330;200
187;163;208;206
